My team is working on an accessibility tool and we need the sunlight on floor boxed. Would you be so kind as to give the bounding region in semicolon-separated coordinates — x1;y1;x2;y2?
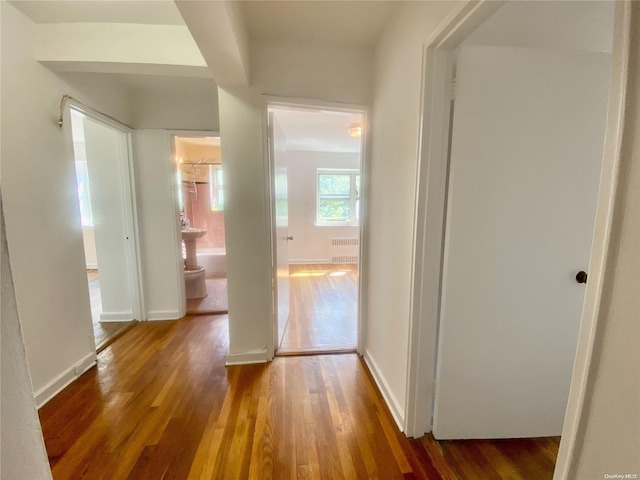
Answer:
290;269;350;278
289;270;329;277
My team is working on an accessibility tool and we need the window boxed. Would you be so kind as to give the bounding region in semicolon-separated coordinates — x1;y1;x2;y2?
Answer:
317;169;360;225
209;164;224;211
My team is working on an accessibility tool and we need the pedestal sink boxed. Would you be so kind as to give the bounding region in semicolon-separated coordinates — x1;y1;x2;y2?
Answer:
182;228;206;267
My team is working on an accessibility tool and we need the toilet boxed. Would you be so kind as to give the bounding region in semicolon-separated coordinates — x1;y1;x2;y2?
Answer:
184;265;207;299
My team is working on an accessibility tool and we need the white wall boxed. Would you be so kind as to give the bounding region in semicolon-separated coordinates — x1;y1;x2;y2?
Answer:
218;88;272;362
130;77;219;130
1;195;52;480
465;1;614;53
570;5;640;474
0;2;131;401
366;1;461;426
132;130;184;321
58;71;220;132
285;150;359;263
251;41;372;105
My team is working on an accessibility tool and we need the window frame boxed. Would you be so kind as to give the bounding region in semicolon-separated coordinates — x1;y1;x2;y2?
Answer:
209;164;225;212
316;168;360;226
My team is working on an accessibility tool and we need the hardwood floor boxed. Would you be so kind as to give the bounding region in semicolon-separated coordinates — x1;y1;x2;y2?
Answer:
87;269;136;351
278;264;358;354
186;277;229;315
39;315;560;480
439;437;560;479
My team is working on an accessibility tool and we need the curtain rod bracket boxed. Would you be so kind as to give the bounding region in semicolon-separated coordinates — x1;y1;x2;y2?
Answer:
58;94;76;129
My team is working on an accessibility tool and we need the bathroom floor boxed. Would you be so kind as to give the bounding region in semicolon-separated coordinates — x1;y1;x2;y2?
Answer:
87;270;136;351
277;264;358;355
186;276;229;315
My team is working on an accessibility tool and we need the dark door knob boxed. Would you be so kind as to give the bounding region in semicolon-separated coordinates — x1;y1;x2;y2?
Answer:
576;271;588;284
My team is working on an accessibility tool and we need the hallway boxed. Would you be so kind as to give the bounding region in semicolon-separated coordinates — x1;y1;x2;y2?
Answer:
38;315;559;479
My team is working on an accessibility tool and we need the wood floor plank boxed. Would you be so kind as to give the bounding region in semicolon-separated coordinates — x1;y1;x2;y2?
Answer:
39;315;560;480
279;264;358;354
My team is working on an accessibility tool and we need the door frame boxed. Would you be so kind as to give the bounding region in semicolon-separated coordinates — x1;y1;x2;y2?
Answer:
169;130;221;317
404;0;631;468
65;98;146;325
263;98;370;360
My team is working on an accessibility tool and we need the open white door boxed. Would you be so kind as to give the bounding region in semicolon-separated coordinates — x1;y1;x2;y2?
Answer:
433;46;611;439
83;116;139;322
269;112;290;350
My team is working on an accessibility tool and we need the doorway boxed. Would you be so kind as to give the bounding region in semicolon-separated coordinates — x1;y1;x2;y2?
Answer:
268;105;365;355
432;1;615;442
173;134;229;315
69;105;142;351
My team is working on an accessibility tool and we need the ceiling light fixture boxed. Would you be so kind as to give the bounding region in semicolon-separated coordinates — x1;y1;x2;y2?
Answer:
348;123;362;137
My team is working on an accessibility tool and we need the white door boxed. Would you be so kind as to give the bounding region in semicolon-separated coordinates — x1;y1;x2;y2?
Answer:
83;116;138;322
433;46;611;439
269;112;290;349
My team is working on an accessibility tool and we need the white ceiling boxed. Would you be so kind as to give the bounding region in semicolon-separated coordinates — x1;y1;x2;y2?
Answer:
9;0;184;24
12;1;387;137
12;0;397;50
240;1;397;48
271;107;363;153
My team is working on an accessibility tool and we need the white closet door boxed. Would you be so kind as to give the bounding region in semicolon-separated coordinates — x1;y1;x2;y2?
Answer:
433;46;611;439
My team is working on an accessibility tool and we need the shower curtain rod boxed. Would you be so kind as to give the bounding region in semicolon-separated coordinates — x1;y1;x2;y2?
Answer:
58;95;133;130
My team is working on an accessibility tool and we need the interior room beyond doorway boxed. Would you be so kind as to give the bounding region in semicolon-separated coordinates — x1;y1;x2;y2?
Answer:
269;106;364;355
174;135;229;315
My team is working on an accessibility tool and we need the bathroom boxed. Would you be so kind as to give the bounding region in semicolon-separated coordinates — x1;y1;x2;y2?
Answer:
174;135;228;314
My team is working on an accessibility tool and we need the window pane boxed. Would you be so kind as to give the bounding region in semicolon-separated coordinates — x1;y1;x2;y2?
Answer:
210;165;224;211
355;175;360;196
319;199;350;221
319;174;351;196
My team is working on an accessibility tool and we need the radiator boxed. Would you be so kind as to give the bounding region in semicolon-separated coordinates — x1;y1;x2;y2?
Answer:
330;237;359;264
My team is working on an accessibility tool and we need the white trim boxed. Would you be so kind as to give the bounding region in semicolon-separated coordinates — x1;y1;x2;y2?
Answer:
225;349;269;366
99;311;134;322
363;349;405;432
403;0;504;438
146;310;182;321
265;109;278;361
121;122;146;323
554;3;631;479
35;352;97;408
85;263;98;270
264;98;370;359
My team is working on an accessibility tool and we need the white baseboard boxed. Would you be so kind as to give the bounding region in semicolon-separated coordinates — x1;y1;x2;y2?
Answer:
146;310;181;321
226;348;268;366
85;263;98;269
35;351;97;408
288;259;330;265
363;349;405;432
100;311;134;322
